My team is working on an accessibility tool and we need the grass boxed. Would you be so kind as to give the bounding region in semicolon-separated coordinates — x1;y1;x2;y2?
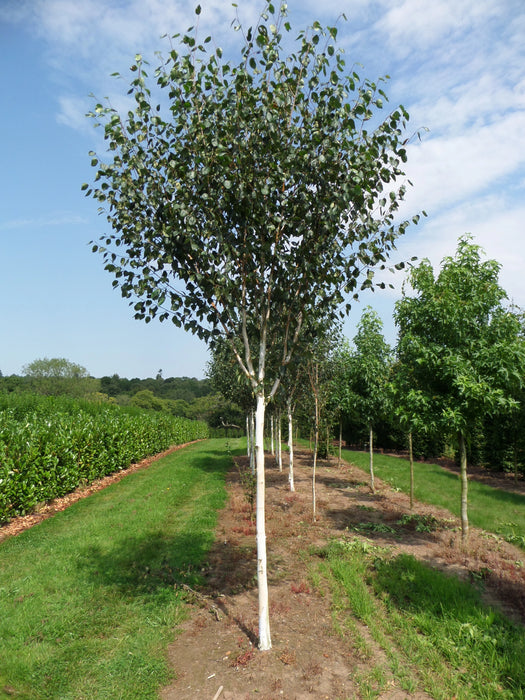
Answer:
314;537;525;699
0;438;243;700
342;449;525;545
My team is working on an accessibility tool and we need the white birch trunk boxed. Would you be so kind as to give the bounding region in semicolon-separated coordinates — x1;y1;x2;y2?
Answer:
246;415;250;457
312;393;319;522
255;392;271;650
369;423;375;494
277;411;283;472
408;430;414;510
287;401;295;492
249;410;255;475
459;431;469;543
270;416;275;455
338;416;342;467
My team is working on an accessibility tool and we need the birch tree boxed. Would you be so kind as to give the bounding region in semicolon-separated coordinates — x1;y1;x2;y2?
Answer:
305;328;338;520
328;339;358;465
85;3;420;649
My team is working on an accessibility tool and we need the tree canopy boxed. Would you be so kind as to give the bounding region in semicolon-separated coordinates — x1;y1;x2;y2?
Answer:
395;236;523;434
20;358;99;398
85;3;420;399
22;358;90;380
351;308;392;428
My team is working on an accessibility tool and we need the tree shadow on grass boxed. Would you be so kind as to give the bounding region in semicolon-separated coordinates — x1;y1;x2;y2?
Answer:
468;483;525;508
75;527;260;643
77;526;257;599
76;530;215;596
167;445;245;475
74;442;253;597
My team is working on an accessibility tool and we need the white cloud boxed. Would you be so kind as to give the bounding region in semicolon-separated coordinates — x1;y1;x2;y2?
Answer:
375;0;500;57
3;0;265;137
401;108;525;217
408;73;525;136
56;95;93;132
395;195;525;306
8;0;259;63
0;0;36;22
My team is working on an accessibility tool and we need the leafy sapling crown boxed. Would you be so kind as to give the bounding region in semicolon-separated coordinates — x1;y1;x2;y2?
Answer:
84;2;421;392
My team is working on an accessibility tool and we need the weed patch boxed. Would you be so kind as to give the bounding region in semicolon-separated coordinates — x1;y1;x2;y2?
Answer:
353;522;397;534
396;513;441;533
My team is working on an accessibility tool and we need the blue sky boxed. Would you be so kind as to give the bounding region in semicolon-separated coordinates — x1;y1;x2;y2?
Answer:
1;0;524;380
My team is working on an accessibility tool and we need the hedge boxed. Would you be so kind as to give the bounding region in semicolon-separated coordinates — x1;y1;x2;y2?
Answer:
0;394;208;523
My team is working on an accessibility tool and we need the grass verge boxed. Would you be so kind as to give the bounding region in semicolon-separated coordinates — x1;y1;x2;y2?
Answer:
313;537;525;699
342;449;525;546
0;438;243;700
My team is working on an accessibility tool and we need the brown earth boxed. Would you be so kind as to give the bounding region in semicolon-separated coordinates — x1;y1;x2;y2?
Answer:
160;449;525;700
2;444;525;699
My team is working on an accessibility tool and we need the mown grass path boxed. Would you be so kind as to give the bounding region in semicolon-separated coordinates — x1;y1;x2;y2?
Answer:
0;438;243;700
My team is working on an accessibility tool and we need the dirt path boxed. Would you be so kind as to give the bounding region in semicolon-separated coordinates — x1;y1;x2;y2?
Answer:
160;450;525;700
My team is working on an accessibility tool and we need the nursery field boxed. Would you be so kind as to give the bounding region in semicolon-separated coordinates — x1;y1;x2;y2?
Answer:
1;440;525;699
160;447;525;700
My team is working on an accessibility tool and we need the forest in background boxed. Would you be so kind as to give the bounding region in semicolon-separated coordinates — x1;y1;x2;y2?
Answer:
0;364;240;429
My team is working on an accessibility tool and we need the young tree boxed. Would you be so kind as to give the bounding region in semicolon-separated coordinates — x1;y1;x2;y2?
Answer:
351;308;392;493
304;326;339;520
394;236;525;541
328;338;358;465
274;362;305;492
389;359;432;509
85;4;420;649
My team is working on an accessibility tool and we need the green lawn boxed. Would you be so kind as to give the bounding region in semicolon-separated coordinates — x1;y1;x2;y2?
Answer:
314;538;525;699
342;449;525;545
0;438;243;700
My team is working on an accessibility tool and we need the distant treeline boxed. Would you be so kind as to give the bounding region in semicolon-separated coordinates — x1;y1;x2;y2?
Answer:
0;361;243;431
0;371;210;403
99;373;211;402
